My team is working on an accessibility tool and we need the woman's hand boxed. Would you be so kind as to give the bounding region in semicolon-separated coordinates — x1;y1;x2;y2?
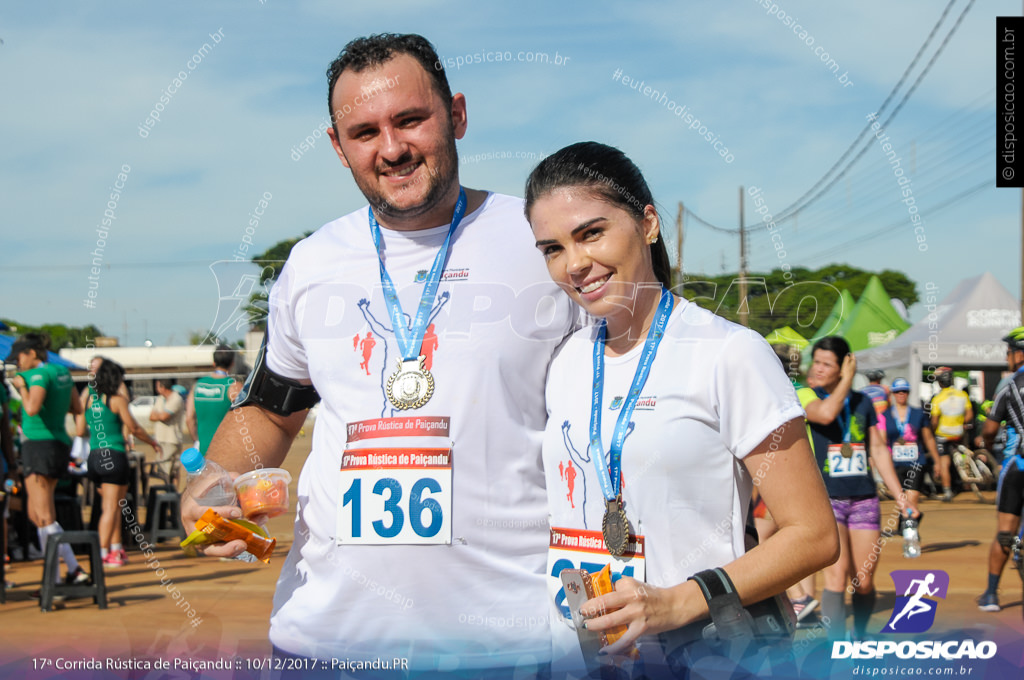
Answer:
11;375;25;391
894;493;919;520
840;353;857;383
578;577;686;655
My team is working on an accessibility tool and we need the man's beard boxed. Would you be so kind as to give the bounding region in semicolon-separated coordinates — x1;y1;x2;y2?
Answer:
360;136;459;223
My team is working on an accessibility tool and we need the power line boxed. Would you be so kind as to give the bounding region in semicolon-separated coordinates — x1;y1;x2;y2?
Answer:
685;0;971;234
773;0;977;224
798;177;991;262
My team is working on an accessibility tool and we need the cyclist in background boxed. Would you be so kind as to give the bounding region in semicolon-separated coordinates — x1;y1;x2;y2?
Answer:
861;369;891;433
978;328;1024;612
930;367;973;503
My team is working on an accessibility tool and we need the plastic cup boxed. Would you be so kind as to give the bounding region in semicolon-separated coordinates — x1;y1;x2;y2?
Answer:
233;468;292;520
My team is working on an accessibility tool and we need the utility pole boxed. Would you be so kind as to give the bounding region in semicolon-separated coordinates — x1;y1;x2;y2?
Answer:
675;201;684;285
739;186;748;327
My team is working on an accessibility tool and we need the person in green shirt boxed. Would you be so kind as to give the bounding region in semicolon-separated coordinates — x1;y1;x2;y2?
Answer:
185;344;241;455
6;333;88;586
75;358;161;567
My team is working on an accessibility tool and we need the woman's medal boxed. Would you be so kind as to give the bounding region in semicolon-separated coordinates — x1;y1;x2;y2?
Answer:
838;398;854;457
603;496;629;557
590;288;673;559
369;188;466;411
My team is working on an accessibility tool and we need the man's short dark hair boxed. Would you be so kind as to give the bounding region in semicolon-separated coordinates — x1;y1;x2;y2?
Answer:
213;344;235;371
326;33;451;136
154;377;177;391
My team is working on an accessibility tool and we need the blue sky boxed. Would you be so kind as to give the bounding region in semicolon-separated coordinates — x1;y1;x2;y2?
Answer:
0;0;1015;346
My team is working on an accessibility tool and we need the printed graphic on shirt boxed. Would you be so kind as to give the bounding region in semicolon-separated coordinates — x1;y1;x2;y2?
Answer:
559;420;635;530
608;395;657;411
415;267;470;283
355;293;450;417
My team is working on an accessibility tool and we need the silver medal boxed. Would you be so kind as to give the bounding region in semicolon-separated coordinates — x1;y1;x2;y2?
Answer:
386;356;434;410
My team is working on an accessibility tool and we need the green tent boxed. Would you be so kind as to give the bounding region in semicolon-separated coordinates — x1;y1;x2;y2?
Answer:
808;288;856;345
765;326;809;350
801;288;856;369
835;276;910;351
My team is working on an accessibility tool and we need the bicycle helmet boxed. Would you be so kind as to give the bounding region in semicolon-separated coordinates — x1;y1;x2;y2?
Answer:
933;367;953;388
1003;326;1024;351
864;369;885;382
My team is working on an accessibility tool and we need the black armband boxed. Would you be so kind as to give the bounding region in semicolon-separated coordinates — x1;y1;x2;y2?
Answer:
233;337;320;416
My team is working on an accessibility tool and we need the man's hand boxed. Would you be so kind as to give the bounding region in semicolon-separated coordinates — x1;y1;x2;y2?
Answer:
180;475;247;558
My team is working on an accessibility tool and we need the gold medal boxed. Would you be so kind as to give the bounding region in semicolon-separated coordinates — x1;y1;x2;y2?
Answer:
897;437;906;445
841;443;854;458
602;497;629;557
386;357;434;410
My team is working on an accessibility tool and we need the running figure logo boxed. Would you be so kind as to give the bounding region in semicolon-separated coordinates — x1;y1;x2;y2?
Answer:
560;420;634;527
353;332;377;375
882;570;949;634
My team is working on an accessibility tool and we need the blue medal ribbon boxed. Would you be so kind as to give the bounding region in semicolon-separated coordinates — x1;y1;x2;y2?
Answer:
891;405;910;439
368;188;467;361
836;397;852;444
589;287;674;502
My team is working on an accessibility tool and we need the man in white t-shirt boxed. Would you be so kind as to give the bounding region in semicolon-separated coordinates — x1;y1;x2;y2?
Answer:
149;378;184;483
182;33;574;673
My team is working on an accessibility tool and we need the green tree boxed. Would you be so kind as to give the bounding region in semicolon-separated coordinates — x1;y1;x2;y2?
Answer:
677;264;918;338
244;233;312;330
0;320;106;349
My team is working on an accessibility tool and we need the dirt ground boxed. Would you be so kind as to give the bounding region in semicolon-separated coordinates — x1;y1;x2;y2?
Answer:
2;430;1023;679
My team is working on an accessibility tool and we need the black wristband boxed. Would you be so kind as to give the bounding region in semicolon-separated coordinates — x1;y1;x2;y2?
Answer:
688;568;755;642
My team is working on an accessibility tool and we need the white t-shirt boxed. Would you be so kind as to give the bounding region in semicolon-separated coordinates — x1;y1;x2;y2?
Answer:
153;391;184;444
265;192;576;669
542;299;803;663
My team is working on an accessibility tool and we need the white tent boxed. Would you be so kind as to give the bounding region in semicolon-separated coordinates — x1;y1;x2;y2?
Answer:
856;273;1020;403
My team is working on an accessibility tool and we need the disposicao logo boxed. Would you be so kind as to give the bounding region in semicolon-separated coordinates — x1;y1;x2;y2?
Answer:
882;569;948;634
832;569;998;661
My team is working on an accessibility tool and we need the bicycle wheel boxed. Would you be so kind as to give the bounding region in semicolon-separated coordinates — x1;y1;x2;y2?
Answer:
975;456;996;488
954;447;984;499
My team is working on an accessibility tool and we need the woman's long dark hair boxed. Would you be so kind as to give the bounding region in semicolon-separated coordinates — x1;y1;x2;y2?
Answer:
92;358;126;398
524;141;673;287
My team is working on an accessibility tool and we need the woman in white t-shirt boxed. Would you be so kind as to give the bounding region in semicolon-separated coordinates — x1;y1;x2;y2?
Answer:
525;142;840;675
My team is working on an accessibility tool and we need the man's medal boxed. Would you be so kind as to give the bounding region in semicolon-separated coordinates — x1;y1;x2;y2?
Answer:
590;287;673;558
369;188;466;411
841;443;853;458
386;357;434;410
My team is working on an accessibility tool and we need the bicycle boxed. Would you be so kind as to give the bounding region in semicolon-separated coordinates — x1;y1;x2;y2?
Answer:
953;444;996;500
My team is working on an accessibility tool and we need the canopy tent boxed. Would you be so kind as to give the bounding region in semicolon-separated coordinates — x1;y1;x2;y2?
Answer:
765;326;809;350
834;276;910;351
800;288;857;369
808;288;856;347
856;272;1020;402
0;335;85;370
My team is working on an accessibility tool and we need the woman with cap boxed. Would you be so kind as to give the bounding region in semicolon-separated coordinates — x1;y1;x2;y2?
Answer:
885;377;940;555
525;141;840;674
7;332;89;586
